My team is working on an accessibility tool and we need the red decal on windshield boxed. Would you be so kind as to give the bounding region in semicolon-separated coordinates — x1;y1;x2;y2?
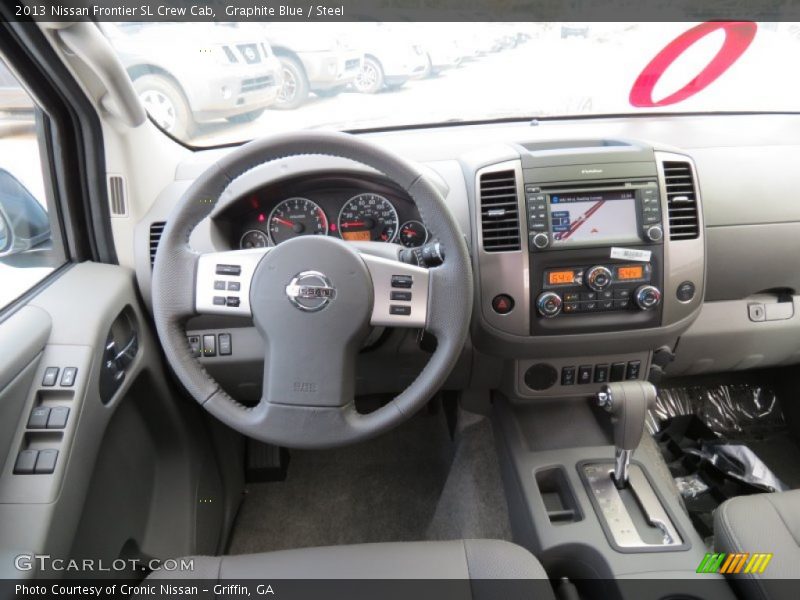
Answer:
630;21;757;107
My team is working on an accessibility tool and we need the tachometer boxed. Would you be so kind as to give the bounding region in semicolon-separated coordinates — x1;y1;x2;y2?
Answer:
267;197;329;245
398;220;428;248
338;193;398;243
240;229;269;249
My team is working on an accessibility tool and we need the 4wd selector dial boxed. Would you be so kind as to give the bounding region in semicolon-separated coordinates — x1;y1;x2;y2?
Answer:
536;292;562;318
585;266;613;291
634;285;662;310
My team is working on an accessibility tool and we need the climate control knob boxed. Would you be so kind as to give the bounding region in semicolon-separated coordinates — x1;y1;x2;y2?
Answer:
635;285;662;310
531;232;550;249
536;292;563;318
585;266;613;291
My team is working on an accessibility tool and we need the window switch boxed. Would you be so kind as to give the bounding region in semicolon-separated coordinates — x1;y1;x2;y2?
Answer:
28;407;50;429
42;367;59;387
60;367;77;387
47;406;70;429
14;450;38;474
35;450;58;474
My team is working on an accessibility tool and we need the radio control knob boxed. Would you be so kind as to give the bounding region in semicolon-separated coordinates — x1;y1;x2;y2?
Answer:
585;266;613;291
646;225;663;242
536;292;562;318
532;232;550;249
635;285;662;310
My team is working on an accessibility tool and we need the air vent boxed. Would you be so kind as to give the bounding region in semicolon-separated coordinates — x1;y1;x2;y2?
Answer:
479;170;521;252
663;161;699;240
149;221;165;267
107;175;127;217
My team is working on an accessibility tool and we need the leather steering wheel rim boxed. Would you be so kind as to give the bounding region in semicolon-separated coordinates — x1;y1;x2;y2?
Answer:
151;131;473;448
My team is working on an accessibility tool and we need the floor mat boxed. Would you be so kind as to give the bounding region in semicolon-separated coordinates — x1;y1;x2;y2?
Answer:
227;410;512;554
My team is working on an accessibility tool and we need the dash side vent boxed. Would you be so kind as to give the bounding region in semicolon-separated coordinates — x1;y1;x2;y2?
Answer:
662;161;699;240
149;221;165;267
479;169;521;252
108;175;127;217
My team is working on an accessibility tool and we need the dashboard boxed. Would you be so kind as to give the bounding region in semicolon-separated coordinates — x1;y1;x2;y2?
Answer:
134;114;800;402
213;174;432;250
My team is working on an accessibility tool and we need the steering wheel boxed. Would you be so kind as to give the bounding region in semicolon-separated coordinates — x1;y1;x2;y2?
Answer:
151;131;473;448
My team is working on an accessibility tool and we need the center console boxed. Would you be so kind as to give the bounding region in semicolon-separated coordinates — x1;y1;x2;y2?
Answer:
465;139;705;397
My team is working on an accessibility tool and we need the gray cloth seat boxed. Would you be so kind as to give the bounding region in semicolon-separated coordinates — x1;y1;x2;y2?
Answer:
148;539;554;598
714;489;800;600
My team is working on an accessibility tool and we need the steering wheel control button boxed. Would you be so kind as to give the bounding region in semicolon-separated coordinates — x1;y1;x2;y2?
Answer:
213;296;226;306
60;367;77;387
28;407;50;429
561;366;576;386
47;406;70;429
634;285;662;310
391;274;413;288
593;364;610;383
226;296;241;308
536;292;562;317
625;361;642;380
202;334;216;357
34;449;58;475
578;365;593;385
676;281;696;302
390;305;412;316
215;264;241;276
42;367;59;387
285;271;336;312
492;294;515;314
585;266;613;291
214;280;226;290
524;363;558;391
14;450;38;475
218;333;232;356
227;281;241;291
390;291;412;302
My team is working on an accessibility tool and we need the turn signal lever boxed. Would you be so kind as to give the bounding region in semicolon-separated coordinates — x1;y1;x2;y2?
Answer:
596;381;657;489
400;242;445;267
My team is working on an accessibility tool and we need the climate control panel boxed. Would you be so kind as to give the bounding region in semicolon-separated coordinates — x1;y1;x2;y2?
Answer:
535;263;660;318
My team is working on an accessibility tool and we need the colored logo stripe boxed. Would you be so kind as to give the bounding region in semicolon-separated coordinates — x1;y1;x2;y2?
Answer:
697;553;773;574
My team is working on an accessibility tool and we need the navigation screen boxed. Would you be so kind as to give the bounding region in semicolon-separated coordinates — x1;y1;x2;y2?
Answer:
550;191;639;246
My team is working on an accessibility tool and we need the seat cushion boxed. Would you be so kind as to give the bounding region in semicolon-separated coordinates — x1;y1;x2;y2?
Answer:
147;539;554;599
715;490;800;600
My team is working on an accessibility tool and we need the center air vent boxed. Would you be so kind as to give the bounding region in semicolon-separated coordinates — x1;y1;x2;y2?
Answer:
479;170;521;252
662;161;699;240
149;221;165;267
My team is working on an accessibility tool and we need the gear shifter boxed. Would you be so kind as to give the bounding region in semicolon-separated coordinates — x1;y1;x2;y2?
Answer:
596;381;656;488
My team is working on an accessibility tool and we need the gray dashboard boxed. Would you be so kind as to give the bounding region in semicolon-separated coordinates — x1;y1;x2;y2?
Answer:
134;114;800;399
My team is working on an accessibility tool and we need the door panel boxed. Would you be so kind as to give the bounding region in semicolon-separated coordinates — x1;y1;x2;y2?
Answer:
0;262;228;578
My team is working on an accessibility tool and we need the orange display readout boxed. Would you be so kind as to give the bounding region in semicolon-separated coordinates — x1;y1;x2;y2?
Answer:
617;265;644;280
342;231;371;241
548;270;576;285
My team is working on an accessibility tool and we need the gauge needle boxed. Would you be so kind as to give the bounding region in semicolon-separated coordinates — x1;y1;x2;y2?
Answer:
273;217;294;228
403;228;417;237
341;221;366;228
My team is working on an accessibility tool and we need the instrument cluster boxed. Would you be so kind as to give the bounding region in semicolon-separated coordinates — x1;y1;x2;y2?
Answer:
227;176;430;251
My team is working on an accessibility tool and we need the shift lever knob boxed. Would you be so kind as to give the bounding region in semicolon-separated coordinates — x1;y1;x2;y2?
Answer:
597;381;656;487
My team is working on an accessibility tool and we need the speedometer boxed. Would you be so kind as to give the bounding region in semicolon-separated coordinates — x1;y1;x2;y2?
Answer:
338;193;399;243
267;197;328;245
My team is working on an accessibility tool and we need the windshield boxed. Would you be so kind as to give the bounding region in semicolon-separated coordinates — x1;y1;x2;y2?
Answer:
106;21;800;146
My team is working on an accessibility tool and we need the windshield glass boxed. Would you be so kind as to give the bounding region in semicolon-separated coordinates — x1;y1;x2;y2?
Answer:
105;21;799;146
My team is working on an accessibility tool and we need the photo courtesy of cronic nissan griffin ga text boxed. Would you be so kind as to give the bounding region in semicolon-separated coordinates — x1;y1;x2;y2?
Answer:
1;11;800;600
